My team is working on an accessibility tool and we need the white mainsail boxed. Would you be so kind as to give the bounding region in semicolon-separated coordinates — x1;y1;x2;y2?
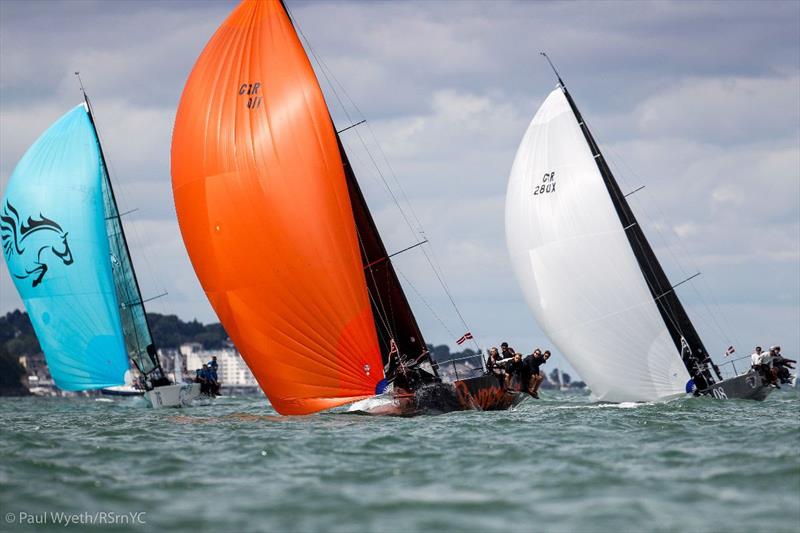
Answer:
505;88;689;402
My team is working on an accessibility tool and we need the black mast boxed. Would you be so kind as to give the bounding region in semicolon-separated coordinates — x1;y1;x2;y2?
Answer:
336;134;438;378
281;0;438;381
539;53;718;388
76;74;168;386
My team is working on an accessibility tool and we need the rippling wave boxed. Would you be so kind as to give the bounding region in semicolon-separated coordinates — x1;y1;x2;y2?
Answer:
1;390;798;532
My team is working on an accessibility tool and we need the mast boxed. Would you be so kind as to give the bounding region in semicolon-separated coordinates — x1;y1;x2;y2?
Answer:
76;75;167;386
336;134;438;378
279;0;437;379
539;53;717;388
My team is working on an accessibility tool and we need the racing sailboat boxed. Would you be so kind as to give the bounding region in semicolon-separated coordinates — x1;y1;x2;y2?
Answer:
171;0;521;415
505;54;772;402
1;87;201;408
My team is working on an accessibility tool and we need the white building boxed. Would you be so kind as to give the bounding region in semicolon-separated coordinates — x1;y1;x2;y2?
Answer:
180;343;258;387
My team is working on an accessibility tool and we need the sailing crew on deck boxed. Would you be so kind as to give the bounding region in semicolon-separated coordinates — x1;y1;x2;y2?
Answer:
521;348;541;394
196;364;211;395
750;347;764;369
207;356;219;385
771;346;796;385
751;346;779;387
500;342;516;360
760;347;778;386
505;353;525;390
208;366;221;396
525;349;551;399
486;347;506;384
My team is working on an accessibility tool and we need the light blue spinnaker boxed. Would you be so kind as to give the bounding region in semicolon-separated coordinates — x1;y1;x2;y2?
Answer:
1;104;129;390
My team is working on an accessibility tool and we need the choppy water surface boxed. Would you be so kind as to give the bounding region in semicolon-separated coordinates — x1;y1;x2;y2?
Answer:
1;390;798;532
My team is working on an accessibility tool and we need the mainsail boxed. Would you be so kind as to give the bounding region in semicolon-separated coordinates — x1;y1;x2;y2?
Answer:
505;86;698;402
1;105;130;390
171;0;388;415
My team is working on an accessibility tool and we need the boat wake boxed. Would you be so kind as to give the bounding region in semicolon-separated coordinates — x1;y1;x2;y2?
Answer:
346;395;401;416
555;401;657;410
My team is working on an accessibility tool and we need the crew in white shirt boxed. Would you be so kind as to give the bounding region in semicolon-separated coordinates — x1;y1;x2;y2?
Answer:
759;348;774;367
751;346;764;368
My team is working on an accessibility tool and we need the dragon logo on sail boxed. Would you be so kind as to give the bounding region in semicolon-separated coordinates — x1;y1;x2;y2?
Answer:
1;201;74;287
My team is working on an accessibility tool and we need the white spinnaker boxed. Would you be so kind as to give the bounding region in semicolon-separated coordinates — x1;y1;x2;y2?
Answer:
505;89;689;402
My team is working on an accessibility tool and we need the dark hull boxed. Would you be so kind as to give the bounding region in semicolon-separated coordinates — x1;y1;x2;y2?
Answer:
383;375;525;415
699;371;773;401
454;374;527;410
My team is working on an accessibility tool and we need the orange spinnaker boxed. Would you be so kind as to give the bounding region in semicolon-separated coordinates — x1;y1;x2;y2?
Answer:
171;0;383;415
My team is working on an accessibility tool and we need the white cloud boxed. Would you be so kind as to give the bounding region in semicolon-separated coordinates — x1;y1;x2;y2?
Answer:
633;75;800;144
711;185;745;208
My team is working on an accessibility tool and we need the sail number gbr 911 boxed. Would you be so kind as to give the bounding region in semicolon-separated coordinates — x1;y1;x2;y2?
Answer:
239;82;262;109
534;172;556;196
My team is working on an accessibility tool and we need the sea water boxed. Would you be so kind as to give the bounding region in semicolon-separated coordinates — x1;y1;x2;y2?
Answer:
1;390;798;532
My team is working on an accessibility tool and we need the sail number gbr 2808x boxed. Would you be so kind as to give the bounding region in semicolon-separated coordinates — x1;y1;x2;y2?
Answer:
533;171;556;196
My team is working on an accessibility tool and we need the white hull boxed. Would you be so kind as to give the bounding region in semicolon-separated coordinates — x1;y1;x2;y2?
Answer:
100;385;145;397
144;383;205;408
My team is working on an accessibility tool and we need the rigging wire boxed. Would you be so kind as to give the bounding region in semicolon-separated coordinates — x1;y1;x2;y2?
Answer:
316;59;484;353
562;80;723;359
80;89;171;312
353;222;395;342
395;267;457;341
565;94;693;347
604;146;741;351
76;75;172;376
589;120;742;352
287;6;482;354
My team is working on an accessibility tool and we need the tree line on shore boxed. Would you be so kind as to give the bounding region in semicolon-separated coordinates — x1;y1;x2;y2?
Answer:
3;310;547;394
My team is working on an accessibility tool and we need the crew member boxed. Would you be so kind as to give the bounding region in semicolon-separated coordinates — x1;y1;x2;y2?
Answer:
500;342;516;361
207;356;220;393
486;347;506;385
759;347;777;386
505;353;525;390
750;346;764;370
526;350;551;399
521;348;541;396
196;364;211;395
771;346;796;385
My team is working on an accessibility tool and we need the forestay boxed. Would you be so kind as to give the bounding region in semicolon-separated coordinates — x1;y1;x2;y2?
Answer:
505;89;689;401
99;154;158;377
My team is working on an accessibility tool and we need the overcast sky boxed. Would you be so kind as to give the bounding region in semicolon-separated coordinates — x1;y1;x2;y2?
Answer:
1;0;798;379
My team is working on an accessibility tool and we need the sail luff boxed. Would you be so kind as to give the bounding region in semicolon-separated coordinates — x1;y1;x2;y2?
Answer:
556;82;714;387
82;94;164;381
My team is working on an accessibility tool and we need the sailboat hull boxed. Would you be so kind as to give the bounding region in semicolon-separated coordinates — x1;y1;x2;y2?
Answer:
100;386;145;397
144;383;205;409
454;375;527;410
349;376;525;415
700;371;773;401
